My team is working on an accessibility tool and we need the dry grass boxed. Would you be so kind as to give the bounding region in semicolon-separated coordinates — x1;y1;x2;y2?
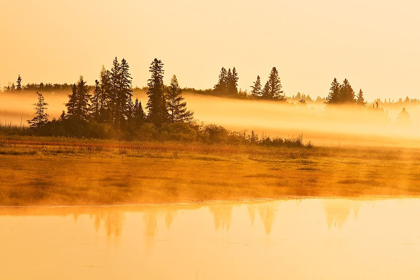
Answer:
1;136;420;206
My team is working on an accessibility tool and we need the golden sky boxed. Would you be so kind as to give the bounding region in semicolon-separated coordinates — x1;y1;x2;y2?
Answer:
1;0;419;101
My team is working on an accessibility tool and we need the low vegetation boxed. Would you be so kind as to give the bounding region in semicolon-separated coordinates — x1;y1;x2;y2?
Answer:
0;136;419;206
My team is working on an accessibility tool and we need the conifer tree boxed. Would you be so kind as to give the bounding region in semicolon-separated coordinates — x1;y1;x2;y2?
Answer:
16;75;22;90
28;92;48;128
250;76;262;98
133;98;145;127
339;79;355;103
116;58;133;128
91;79;101;121
166;75;193;123
356;89;366;105
65;76;90;121
397;108;411;126
146;58;167;126
109;57;121;124
214;67;228;95
99;66;112;122
228;67;239;96
262;67;284;100
326;78;340;104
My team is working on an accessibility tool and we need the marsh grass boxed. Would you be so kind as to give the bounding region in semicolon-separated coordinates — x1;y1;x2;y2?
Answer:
0;135;420;206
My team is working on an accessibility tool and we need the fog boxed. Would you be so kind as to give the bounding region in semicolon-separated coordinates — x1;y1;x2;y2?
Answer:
1;91;419;147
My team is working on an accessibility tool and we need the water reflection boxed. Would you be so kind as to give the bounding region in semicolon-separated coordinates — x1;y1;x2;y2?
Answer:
1;199;420;279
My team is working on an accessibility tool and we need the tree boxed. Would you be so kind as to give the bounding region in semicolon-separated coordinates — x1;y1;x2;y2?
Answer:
99;66;112;122
339;79;355;103
65;76;90;121
228;67;239;96
91;79;101;121
326;78;340;104
115;58;133;128
262;67;284;100
397;108;411;126
166;75;194;123
250;76;262;98
16;75;22;90
109;57;121;124
214;67;228;95
133;98;145;127
146;58;167;126
28;92;48;128
356;89;366;105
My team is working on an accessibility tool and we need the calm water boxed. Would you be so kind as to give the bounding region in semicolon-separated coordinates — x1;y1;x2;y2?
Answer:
1;199;420;279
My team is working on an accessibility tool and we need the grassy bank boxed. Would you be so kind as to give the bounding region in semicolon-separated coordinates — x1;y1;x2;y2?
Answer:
0;136;419;206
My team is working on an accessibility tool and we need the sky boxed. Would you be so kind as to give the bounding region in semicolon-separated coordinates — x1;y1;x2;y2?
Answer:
1;0;419;101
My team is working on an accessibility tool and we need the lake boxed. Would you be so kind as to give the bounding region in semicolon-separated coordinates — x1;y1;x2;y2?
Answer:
0;198;419;279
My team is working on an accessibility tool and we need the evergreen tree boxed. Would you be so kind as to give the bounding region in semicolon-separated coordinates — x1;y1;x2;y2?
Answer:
91;79;101;120
109;57;121;124
146;58;167;126
66;76;90;121
28;92;48;128
16;75;22;90
250;76;262;98
262;67;284;100
99;66;112;122
214;67;228;95
227;67;239;96
115;58;133;128
166;75;194;123
133;99;145;127
356;89;366;105
326;78;341;104
339;78;355;103
397;108;411;126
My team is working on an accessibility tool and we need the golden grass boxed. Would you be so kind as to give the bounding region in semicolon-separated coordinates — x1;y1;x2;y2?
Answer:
1;136;420;206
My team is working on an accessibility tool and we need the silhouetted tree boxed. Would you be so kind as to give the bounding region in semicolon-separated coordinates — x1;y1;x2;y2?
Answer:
115;58;133;128
326;78;340;104
339;79;355;103
109;57;121;124
262;67;284;100
99;66;112;122
227;67;239;96
250;76;262;98
166;75;194;123
146;58;167;126
356;89;366;105
214;67;228;95
397;108;411;126
133;98;145;127
16;75;22;90
66;76;90;121
91;80;101;121
28;92;48;128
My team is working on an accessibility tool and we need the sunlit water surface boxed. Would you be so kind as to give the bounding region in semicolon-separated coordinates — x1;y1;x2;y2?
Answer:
1;199;420;279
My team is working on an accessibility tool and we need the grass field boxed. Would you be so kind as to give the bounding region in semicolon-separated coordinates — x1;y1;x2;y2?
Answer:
1;136;420;206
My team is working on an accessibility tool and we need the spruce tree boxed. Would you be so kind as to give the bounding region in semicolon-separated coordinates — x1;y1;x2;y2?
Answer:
262;67;284;100
99;66;112;123
356;89;366;105
250;76;262;98
214;67;228;96
326;78;340;104
397;108;411;126
133;99;145;127
166;75;193;123
116;58;133;128
66;76;90;121
16;75;22;90
91;79;101;121
146;58;166;126
228;67;239;96
109;57;121;124
339;79;355;103
28;92;48;128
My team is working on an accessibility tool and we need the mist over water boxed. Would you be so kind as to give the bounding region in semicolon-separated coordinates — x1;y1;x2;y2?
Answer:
1;91;419;147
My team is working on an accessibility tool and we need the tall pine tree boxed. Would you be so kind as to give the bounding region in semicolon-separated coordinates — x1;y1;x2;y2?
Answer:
250;76;262;98
28;92;48;128
166;75;193;123
146;58;167;126
262;67;284;100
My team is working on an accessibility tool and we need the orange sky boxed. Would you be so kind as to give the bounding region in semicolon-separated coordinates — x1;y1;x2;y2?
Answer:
1;0;419;101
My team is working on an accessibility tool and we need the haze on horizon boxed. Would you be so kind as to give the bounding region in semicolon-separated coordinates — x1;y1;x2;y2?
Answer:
1;0;420;101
